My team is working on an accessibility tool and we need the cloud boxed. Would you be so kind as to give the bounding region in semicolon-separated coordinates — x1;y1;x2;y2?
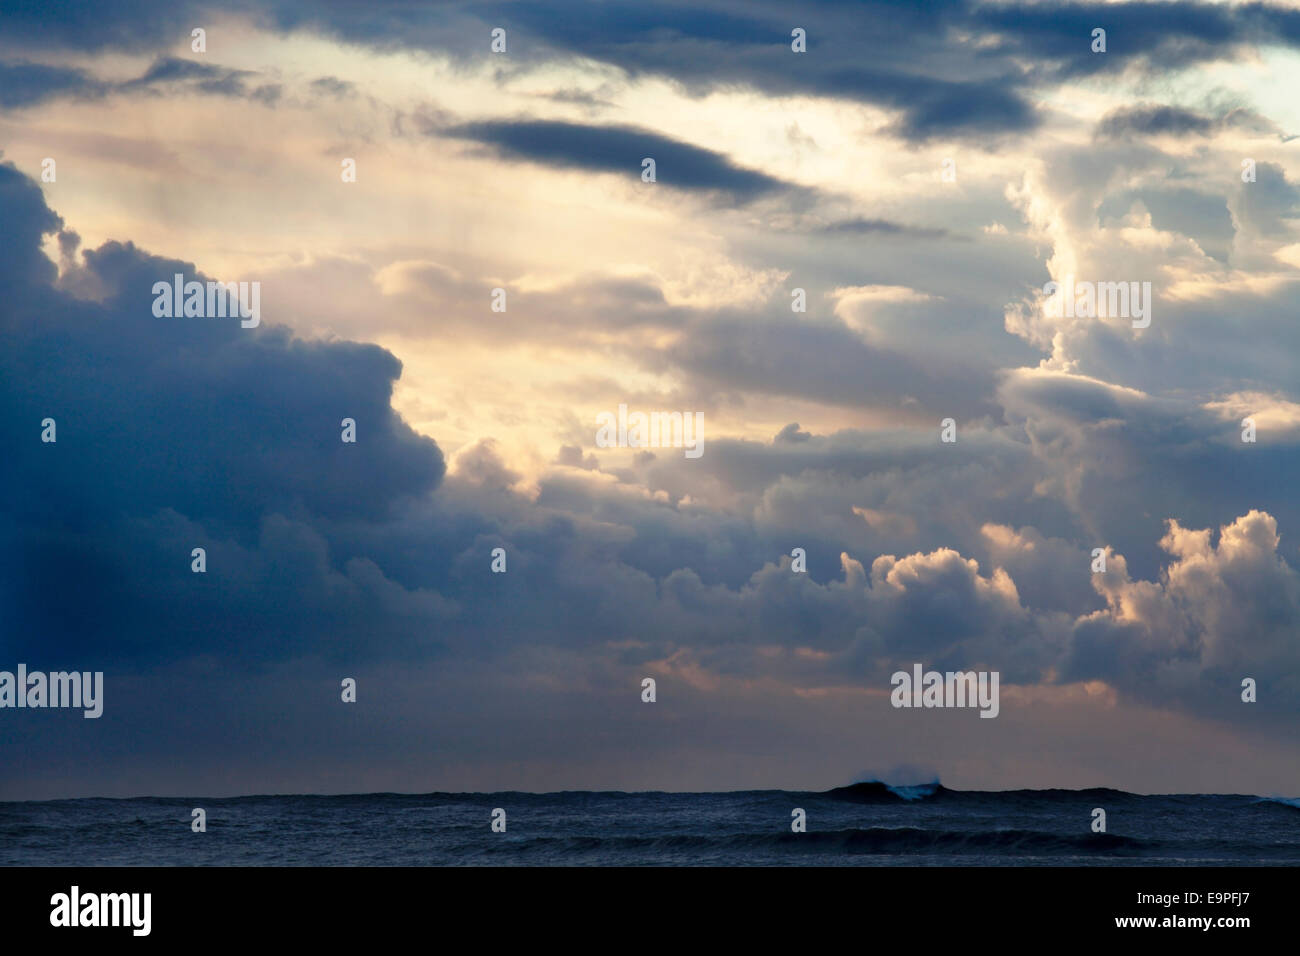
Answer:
816;218;952;240
973;0;1300;80
0;161;448;668
667;312;1003;419
1065;510;1300;715
4;2;1300;797
774;423;812;444
119;56;260;96
0;56;281;112
308;75;355;97
438;118;793;203
0;0;204;52
1096;187;1234;262
0;60;108;108
1235;160;1300;237
247;0;1300;145
1095;104;1216;139
10;0;1300;147
0;158;65;285
997;368;1300;577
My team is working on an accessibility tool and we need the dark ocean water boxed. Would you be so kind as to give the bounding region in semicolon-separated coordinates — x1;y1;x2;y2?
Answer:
2;783;1298;866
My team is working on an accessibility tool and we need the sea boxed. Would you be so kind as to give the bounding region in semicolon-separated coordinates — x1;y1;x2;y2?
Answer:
2;783;1297;866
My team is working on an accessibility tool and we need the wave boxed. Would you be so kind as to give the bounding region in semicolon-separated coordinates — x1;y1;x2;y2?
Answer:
1256;796;1300;810
823;781;948;803
817;782;1212;806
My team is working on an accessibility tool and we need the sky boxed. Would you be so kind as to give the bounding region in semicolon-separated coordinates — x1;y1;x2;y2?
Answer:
1;0;1299;800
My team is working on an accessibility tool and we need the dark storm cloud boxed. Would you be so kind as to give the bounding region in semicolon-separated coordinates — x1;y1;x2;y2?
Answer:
11;1;1300;144
439;118;790;202
119;56;259;96
0;0;208;52
3;3;1300;800
0;163;1053;684
0;61;108;108
0;55;274;111
466;0;1041;142
0;161;64;285
308;75;355;97
1096;104;1217;138
1093;103;1281;142
971;0;1300;80
258;0;1300;141
3;0;1037;140
0;160;448;667
817;217;952;240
